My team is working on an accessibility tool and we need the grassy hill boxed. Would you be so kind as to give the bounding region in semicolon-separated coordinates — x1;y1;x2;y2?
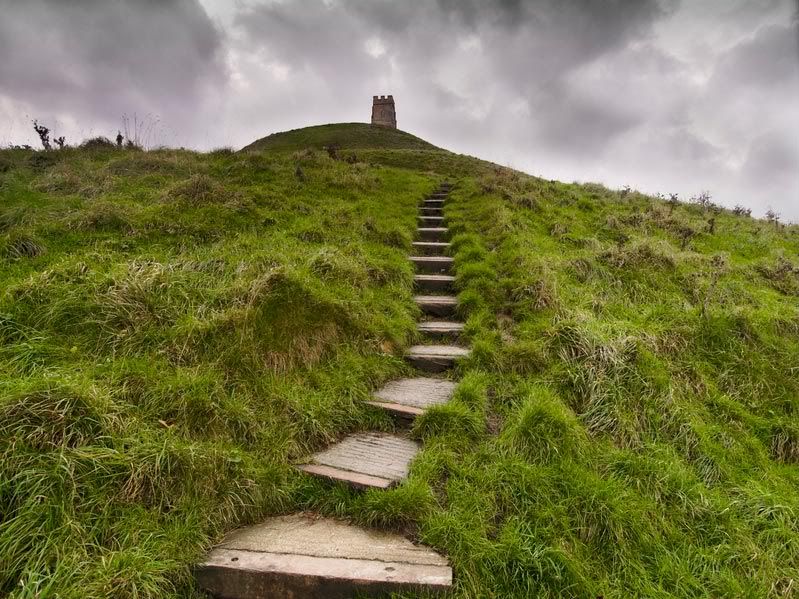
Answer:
241;122;439;153
1;126;798;597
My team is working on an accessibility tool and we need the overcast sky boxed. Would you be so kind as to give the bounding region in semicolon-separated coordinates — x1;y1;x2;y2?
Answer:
1;0;797;219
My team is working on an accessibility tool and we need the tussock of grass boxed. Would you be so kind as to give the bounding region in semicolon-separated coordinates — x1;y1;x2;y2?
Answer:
501;385;585;463
2;232;45;259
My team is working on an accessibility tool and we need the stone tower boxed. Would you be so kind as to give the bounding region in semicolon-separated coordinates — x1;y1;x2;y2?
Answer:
371;95;397;128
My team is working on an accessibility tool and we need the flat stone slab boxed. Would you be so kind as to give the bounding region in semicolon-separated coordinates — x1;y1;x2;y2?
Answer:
407;344;470;358
412;242;450;255
406;345;471;373
297;433;419;489
423;200;445;208
417;227;448;242
418;216;444;226
420;207;443;216
196;514;452;599
418;320;464;336
368;377;456;417
411;256;453;274
415;295;457;317
414;274;454;292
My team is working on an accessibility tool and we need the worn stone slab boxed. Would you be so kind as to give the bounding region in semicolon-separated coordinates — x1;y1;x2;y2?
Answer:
423;199;445;207
420;207;443;216
196;514;452;599
411;256;453;274
368;377;456;418
412;241;450;256
418;320;464;338
418;216;444;227
414;274;454;292
297;432;419;489
415;294;457;317
417;227;448;242
406;345;471;373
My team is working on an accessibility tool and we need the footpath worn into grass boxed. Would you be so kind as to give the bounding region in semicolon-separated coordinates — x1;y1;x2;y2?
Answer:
1;125;799;597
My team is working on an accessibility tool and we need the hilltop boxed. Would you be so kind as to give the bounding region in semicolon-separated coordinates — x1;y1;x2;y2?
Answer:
241;122;440;153
1;125;798;597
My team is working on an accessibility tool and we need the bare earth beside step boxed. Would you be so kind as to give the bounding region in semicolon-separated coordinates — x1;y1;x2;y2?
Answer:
196;514;452;599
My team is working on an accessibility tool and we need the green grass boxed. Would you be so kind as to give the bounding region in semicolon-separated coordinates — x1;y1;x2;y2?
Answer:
1;126;798;598
433;170;799;597
0;142;436;596
241;122;439;153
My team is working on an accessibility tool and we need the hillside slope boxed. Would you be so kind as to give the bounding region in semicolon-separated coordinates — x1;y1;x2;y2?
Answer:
1;127;798;598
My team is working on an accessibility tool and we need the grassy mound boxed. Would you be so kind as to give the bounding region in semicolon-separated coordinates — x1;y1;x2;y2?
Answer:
1;132;798;598
241;122;440;153
0;144;435;596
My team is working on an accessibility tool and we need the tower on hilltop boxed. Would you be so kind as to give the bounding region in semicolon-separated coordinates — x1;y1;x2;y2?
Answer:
371;95;396;128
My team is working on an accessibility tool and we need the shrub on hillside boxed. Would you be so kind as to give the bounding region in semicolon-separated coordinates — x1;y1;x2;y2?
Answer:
79;136;118;150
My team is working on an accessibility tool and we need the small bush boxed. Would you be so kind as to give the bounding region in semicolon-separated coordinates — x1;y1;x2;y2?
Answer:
27;152;59;171
80;136;116;150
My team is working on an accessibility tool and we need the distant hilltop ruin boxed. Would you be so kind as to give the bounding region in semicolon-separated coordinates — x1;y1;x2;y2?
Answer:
371;95;396;128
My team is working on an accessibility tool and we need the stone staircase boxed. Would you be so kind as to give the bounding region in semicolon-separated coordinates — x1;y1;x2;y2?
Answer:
195;183;465;598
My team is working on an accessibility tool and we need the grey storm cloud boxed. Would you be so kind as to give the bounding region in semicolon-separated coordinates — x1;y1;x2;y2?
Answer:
0;0;226;144
0;0;797;219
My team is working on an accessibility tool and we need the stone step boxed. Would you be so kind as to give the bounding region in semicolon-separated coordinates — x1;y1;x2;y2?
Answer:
406;345;471;373
367;377;456;419
195;513;452;599
418;320;464;339
296;432;418;489
423;199;445;208
415;295;457;317
419;206;443;216
410;256;453;274
411;241;450;256
414;274;454;293
418;215;444;227
417;227;448;242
